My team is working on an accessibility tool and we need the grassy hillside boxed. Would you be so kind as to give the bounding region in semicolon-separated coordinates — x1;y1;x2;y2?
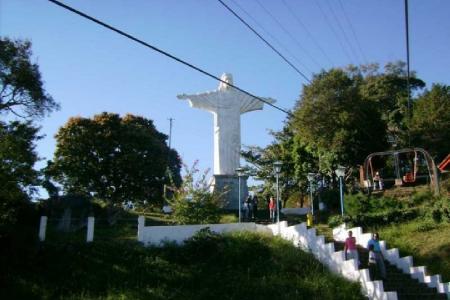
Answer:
376;220;450;282
1;230;364;300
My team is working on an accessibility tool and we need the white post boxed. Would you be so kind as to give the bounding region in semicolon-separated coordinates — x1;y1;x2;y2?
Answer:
87;217;95;242
339;176;344;216
39;216;48;241
238;176;241;223
137;216;145;242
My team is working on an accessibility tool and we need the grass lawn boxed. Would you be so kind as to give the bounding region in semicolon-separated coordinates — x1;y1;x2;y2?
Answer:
374;220;450;282
1;230;365;300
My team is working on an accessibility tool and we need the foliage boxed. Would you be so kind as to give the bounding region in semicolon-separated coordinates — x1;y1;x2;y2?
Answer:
428;196;450;223
377;221;450;282
291;66;389;172
328;215;346;228
410;84;450;162
49;113;181;206
338;190;449;228
0;37;59;119
167;162;223;225
1;230;365;299
0;120;41;232
359;61;425;146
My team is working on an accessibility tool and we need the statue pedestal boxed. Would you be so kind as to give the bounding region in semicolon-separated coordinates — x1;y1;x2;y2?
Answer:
212;175;248;210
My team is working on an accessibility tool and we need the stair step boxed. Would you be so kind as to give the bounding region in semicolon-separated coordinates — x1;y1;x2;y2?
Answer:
333;241;445;299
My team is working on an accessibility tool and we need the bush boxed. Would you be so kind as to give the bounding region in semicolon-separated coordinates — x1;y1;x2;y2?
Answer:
415;220;438;232
328;215;345;228
429;196;450;223
168;162;223;225
344;193;370;216
409;190;433;207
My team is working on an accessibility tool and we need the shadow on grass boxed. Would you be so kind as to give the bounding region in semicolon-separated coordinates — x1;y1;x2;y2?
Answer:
1;231;365;300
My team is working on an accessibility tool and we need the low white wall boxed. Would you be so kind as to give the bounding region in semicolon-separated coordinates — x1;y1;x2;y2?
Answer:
333;224;450;297
138;220;267;246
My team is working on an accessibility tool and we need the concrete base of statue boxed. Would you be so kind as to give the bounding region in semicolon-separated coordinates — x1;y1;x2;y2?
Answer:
212;174;248;210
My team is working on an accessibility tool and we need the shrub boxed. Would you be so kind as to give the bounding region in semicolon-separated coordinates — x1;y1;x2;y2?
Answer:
328;215;345;228
415;220;438;232
410;190;433;207
344;193;370;215
429;196;450;223
168;162;224;225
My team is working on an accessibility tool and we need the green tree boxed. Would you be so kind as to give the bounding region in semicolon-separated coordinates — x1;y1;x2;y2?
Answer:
0;121;41;229
50;113;181;206
291;67;388;172
0;37;59;119
410;84;450;162
359;61;425;146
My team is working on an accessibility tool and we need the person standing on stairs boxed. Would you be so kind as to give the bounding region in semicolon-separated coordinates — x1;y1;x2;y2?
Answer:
368;244;378;280
344;230;360;267
367;233;386;279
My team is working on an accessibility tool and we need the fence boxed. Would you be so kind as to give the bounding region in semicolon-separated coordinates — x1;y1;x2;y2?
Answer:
37;215;139;243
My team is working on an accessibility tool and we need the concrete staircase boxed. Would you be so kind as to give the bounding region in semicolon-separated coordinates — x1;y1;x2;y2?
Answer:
334;241;447;300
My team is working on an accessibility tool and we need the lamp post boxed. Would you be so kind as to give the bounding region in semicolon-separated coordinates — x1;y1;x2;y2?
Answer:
307;173;316;216
273;161;283;225
236;167;245;223
335;166;346;216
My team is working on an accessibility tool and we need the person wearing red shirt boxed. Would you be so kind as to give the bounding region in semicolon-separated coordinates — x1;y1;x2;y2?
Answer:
344;230;360;267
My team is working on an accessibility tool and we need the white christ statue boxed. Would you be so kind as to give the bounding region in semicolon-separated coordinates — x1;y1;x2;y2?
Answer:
177;73;275;175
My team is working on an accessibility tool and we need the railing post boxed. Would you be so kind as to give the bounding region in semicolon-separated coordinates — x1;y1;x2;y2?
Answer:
39;216;48;241
87;217;95;242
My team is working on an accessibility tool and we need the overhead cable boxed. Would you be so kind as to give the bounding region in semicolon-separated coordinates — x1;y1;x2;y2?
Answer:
337;0;368;64
280;0;334;66
315;1;354;63
254;0;323;70
217;0;311;84
47;0;292;116
325;0;362;64
228;0;313;75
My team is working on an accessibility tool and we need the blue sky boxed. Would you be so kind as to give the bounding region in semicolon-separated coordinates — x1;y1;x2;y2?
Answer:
2;0;450;191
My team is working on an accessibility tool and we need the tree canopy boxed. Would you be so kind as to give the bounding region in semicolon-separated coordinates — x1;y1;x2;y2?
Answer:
411;84;450;162
242;62;438;204
50;113;182;205
0;120;41;228
0;37;59;119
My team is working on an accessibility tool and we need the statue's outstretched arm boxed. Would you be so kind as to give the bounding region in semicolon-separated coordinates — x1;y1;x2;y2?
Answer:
240;95;276;114
177;92;218;112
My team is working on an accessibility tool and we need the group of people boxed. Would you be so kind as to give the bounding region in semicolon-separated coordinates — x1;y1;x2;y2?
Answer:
242;195;282;223
242;195;259;221
344;231;386;280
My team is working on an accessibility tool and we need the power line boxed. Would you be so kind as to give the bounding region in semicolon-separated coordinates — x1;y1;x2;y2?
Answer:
217;0;311;84
325;0;361;64
254;0;323;70
47;0;292;116
279;0;335;66
337;0;368;64
315;1;354;63
404;0;411;146
228;0;313;75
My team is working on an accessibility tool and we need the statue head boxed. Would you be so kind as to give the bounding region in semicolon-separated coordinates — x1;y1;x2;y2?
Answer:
218;73;233;91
